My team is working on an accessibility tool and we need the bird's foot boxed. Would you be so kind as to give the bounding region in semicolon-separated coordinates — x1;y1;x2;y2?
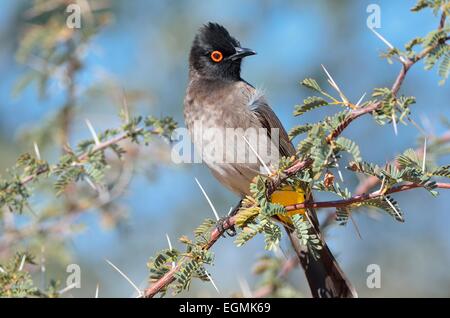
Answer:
216;215;236;237
215;199;243;237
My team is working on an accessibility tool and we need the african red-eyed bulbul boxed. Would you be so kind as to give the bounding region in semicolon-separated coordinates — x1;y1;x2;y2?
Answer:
184;22;357;298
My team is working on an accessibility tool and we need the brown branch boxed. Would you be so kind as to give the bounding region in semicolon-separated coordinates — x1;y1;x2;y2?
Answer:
285;182;450;211
327;11;448;143
18;128;144;186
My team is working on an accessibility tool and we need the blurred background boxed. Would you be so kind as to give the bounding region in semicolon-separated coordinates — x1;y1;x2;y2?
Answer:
0;0;449;297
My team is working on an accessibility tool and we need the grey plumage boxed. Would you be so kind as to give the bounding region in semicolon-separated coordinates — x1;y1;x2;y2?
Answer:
185;75;282;195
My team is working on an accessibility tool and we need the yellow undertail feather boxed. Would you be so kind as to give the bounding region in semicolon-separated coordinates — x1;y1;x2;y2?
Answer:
270;185;306;225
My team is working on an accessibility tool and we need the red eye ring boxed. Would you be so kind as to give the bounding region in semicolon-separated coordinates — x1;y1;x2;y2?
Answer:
210;50;223;62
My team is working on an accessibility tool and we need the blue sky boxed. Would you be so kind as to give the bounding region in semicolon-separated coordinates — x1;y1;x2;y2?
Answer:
1;0;450;297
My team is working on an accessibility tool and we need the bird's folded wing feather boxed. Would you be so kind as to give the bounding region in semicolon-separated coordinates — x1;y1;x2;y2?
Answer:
249;96;296;158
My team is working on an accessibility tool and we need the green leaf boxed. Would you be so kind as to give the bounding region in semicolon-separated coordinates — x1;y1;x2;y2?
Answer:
174;259;199;292
294;96;329;116
430;164;450;178
335;207;350;226
411;0;431;12
359;196;404;222
438;51;450;84
261;203;286;218
289;123;314;139
263;222;282;251
234;219;267;247
301;78;324;93
396;148;421;169
194;218;216;243
347;161;381;178
291;214;323;260
335;137;362;162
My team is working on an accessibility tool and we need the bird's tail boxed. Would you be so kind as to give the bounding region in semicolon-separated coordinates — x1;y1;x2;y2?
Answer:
271;186;357;298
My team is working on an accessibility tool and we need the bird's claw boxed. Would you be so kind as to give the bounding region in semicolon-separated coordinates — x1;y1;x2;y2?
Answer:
216;216;236;237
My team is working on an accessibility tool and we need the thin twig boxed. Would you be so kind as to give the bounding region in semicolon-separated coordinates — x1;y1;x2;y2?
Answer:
18;128;145;186
327;11;448;143
285;182;450;211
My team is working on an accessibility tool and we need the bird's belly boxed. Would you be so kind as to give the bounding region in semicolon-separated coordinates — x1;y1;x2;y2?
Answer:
188;115;280;196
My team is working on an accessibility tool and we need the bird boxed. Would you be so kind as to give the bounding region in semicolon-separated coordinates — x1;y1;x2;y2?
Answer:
184;22;357;298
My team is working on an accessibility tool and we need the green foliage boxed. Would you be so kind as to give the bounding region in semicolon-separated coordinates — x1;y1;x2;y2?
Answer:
358;196;404;222
430;164;450;177
335;137;362;162
194;218;216;245
14;0;113;98
294;96;329;116
335;207;350;226
291;214;322;260
147;223;215;296
289;123;314;140
0;114;177;213
371;88;416;125
0;252;57;297
411;0;446;13
2;0;449;299
235;220;268;247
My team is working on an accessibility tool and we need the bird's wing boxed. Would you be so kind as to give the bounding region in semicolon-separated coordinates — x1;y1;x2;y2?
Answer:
249;93;296;158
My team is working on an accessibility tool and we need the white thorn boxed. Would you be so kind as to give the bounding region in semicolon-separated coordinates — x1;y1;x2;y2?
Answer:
392;111;398;136
321;64;346;101
0;266;6;273
18;255;26;271
105;259;143;297
238;276;252;298
356;92;366;106
95;283;99;298
321;64;339;90
369;27;407;63
272;244;284;259
165;233;176;268
422;138;427;172
332;154;344;182
205;271;220;294
165;233;173;250
242;135;272;175
195;178;220;221
58;282;78;295
384;196;402;221
84;175;99;192
33;142;41;160
379;176;386;193
337;169;344;183
85;119;100;146
122;90;130;124
227;206;233;216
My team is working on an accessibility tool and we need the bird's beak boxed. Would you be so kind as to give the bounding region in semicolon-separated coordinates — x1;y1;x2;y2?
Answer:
227;47;257;61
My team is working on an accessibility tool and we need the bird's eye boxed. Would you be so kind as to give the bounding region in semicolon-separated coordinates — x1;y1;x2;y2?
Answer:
210;50;223;63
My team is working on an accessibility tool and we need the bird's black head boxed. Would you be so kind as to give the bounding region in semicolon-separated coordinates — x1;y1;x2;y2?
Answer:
189;22;256;81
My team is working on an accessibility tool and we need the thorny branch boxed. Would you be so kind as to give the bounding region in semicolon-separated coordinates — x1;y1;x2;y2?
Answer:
144;164;450;297
143;158;313;297
144;10;450;298
326;11;448;143
19;128;145;186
